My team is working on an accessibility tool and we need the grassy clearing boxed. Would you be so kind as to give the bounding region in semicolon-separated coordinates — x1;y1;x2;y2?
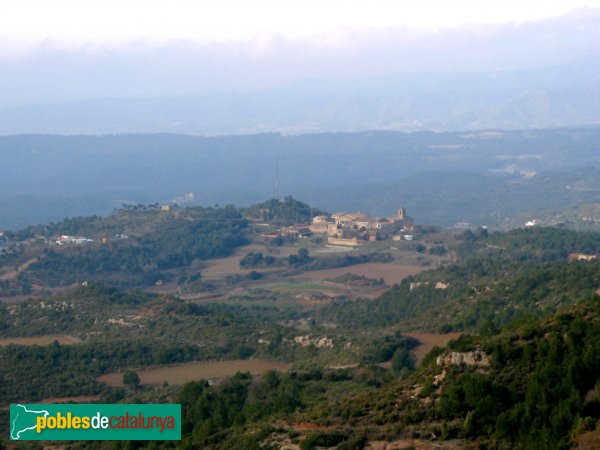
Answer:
403;332;463;364
273;283;344;292
201;244;295;279
302;263;425;285
98;359;290;387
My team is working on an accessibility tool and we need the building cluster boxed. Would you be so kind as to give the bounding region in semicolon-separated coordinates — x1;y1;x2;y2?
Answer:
525;219;541;227
55;235;94;246
454;222;473;230
54;233;129;246
280;208;414;246
0;231;130;253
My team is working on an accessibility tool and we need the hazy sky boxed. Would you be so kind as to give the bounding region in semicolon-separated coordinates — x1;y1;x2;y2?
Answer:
3;0;600;55
0;1;598;114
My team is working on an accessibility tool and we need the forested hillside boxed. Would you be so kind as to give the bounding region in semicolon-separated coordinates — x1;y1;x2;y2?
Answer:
318;227;600;332
2;226;600;448
169;299;600;449
1;205;250;292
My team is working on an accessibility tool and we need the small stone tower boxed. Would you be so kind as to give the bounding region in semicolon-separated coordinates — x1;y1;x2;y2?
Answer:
397;208;406;221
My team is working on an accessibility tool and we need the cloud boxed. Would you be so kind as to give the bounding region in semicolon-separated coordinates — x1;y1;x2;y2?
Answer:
2;1;600;57
0;8;597;110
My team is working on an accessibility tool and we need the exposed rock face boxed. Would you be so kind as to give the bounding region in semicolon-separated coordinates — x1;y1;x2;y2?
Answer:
290;335;334;348
433;370;446;386
409;282;422;292
436;350;490;368
410;281;450;291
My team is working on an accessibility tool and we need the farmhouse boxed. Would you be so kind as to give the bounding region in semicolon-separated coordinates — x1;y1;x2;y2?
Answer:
309;215;333;234
312;215;333;224
568;253;597;262
525;219;541;227
281;224;312;238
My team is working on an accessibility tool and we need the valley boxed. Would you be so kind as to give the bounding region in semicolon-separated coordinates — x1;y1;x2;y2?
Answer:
2;5;600;448
2;196;600;448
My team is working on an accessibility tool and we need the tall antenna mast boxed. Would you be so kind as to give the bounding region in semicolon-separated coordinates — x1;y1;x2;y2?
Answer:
275;161;280;201
309;183;314;222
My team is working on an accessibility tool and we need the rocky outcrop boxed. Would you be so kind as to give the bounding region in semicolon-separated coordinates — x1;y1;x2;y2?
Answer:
288;335;334;348
436;350;490;368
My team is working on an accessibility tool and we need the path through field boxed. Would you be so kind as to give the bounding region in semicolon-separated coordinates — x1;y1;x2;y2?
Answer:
0;257;38;281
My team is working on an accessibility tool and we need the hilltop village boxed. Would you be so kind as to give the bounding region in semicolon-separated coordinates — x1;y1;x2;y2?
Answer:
280;208;415;246
0;200;415;261
0;199;433;300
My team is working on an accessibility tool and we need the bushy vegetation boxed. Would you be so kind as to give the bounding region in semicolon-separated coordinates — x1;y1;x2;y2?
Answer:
434;299;600;449
239;251;280;268
361;332;418;365
457;226;600;261
176;368;379;449
13;206;250;288
4;225;600;448
244;196;326;226
0;339;199;403
327;273;386;287
303;252;392;271
318;227;600;332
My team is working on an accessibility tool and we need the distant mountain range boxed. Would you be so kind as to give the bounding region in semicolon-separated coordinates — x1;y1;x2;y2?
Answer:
0;59;599;135
0;8;598;135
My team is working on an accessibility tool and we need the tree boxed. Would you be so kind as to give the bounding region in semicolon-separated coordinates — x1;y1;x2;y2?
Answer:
289;248;310;266
298;247;310;263
122;370;140;388
391;347;416;374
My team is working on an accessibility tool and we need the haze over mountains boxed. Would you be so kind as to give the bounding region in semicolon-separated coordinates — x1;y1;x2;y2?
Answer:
5;4;600;449
1;8;600;229
0;9;599;135
2;128;600;230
